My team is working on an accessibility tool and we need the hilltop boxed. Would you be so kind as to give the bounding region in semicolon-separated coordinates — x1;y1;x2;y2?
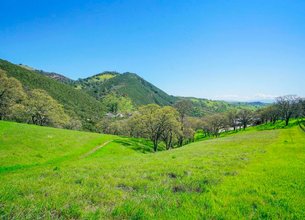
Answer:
74;72;177;106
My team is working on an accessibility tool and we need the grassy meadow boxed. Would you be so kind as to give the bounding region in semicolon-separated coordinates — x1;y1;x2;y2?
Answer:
0;121;305;219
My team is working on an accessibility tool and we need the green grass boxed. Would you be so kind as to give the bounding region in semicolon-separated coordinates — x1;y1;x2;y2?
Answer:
0;121;115;173
0;121;304;219
195;119;303;142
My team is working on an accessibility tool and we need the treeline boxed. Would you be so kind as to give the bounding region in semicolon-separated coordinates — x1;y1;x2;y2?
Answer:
98;96;305;151
199;95;304;138
0;70;81;129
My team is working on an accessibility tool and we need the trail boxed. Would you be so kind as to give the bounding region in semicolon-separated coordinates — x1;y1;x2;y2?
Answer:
80;140;113;158
0;140;113;174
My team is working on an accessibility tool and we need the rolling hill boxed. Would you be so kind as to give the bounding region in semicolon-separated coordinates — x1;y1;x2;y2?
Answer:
74;71;263;115
1;59;266;120
0;59;104;130
0;120;304;219
75;72;177;106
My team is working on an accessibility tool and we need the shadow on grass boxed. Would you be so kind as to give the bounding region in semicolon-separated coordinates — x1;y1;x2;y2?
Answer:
113;138;166;153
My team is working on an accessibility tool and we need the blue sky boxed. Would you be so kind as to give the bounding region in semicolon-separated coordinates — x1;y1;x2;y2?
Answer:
1;0;304;101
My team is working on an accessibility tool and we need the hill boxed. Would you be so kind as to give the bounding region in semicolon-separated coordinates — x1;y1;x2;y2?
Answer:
4;59;267;118
179;97;264;117
0;59;104;130
35;70;74;84
0;120;304;219
75;72;177;106
18;64;74;84
74;72;264;114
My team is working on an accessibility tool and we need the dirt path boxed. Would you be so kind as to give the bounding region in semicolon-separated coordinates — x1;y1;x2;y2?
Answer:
80;140;113;158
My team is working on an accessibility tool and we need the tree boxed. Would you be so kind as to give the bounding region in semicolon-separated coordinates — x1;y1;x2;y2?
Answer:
174;100;193;119
188;117;203;131
26;89;70;127
174;100;193;146
226;109;239;131
265;105;279;124
133;104;162;151
201;119;212;137
132;104;181;152
276;95;299;126
204;113;228;137
7;103;28;123
161;107;181;149
0;70;26;119
255;105;279;125
102;93;133;114
181;124;195;144
126;113;143;138
298;98;305;118
296;98;305;128
238;109;253;130
65;116;82;130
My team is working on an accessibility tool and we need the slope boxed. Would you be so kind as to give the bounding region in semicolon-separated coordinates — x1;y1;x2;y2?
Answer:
14;60;265;114
18;63;74;84
0;121;304;219
75;72;177;106
35;69;74;84
76;72;264;113
0;59;104;130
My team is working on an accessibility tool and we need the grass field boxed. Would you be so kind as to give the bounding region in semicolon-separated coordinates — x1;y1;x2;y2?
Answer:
0;121;304;219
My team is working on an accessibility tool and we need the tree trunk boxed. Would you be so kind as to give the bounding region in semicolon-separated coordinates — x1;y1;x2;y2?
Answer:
153;139;158;152
178;136;183;147
285;118;289;126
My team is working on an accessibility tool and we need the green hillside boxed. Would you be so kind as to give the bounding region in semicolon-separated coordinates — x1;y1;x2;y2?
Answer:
6;60;266;116
0;121;304;219
179;97;264;117
74;72;262;115
75;71;264;113
35;70;74;84
0;59;104;130
75;72;177;106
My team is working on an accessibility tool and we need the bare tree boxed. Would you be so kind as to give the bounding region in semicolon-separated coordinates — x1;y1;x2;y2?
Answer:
205;113;228;137
276;95;299;126
238;109;253;130
226;109;239;131
259;105;279;124
298;98;305;118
